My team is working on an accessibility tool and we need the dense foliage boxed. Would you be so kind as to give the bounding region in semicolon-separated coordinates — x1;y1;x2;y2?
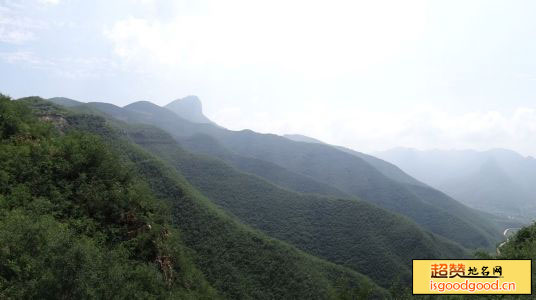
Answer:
190;129;502;250
8;96;389;298
77;99;502;250
126;126;467;288
0;95;216;298
119;142;386;299
181;133;350;198
34;95;525;298
497;224;536;295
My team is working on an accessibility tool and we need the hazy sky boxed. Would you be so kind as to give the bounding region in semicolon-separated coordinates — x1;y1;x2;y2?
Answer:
1;0;536;156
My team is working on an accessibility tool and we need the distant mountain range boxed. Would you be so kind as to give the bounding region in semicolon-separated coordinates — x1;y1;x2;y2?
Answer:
40;96;474;287
46;96;504;249
376;148;536;222
4;94;528;297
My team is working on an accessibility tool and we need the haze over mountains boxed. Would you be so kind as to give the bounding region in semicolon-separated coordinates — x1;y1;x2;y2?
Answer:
47;95;505;248
4;95;389;298
5;1;536;297
376;148;536;222
3;93;536;298
165;96;214;125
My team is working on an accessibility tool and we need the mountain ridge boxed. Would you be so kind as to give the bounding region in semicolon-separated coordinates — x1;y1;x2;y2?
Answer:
376;147;536;221
46;96;504;249
14;95;388;298
166;96;214;124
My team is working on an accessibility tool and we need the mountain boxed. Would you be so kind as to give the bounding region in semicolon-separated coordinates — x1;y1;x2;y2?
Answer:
62;97;503;250
46;97;471;288
126;125;468;287
284;134;326;144
6;95;388;299
0;95;216;299
181;134;350;198
47;97;84;107
118;101;351;197
376;148;536;221
284;134;426;187
165;96;214;124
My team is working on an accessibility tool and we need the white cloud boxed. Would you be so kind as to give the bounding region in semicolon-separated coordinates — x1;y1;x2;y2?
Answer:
0;27;34;43
0;0;55;44
0;51;119;79
2;0;535;156
38;0;60;5
104;0;428;76
0;51;55;67
99;0;536;157
104;17;186;65
211;104;536;156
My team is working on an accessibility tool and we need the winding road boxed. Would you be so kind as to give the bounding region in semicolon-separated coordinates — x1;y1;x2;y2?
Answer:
496;228;520;255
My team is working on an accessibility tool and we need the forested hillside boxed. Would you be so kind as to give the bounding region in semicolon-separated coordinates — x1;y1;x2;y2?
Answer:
4;1;532;299
180;133;350;197
126;125;468;287
44;97;476;288
1;95;388;299
0;95;216;298
187;128;502;249
66;97;502;250
285;135;523;232
283;134;424;187
497;222;536;294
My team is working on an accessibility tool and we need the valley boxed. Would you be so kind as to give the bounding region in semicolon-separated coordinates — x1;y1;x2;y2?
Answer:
0;94;533;298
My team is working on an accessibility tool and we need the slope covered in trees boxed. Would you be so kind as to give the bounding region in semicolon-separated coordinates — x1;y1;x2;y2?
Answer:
125;125;468;287
180;133;350;198
2;95;388;299
186;128;502;249
45;97;475;287
0;95;216;299
282;134;425;187
497;222;536;295
67;98;502;250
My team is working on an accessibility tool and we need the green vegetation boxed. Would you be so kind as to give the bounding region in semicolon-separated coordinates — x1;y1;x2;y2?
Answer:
497;224;536;295
181;133;350;197
33;95;522;298
179;131;501;250
124;125;467;288
2;95;388;298
70;98;502;250
0;95;216;299
118;141;386;299
195;129;502;250
392;223;536;299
